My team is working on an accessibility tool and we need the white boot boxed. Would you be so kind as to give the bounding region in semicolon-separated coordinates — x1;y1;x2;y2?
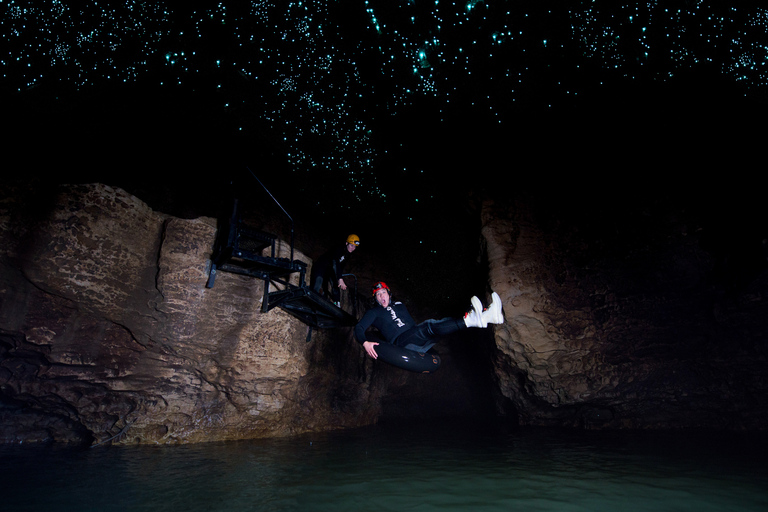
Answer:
464;296;486;328
482;292;504;325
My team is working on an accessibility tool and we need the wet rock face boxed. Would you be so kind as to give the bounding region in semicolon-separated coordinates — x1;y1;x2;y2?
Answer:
0;183;379;445
481;194;768;430
3;181;765;442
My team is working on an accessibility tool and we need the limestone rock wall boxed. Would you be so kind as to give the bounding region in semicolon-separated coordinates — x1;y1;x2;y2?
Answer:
481;194;768;430
5;181;763;443
0;183;379;445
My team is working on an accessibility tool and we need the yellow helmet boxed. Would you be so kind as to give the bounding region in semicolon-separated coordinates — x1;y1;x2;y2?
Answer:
346;234;360;246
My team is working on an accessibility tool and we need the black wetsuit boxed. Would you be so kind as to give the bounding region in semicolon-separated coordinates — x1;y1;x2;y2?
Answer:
310;244;352;302
354;301;466;352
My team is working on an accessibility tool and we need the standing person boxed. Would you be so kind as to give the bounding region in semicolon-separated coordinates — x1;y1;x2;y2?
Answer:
310;234;360;305
355;281;504;359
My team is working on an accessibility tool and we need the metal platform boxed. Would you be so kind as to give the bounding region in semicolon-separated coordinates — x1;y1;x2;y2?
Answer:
206;188;356;332
206;224;307;288
263;285;357;329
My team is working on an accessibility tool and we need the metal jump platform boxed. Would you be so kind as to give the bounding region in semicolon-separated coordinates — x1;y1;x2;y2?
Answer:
206;169;356;331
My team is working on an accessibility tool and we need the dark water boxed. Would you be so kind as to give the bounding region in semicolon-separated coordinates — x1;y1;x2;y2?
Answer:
2;421;766;512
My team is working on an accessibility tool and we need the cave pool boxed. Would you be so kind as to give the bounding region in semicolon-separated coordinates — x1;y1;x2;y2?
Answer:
2;420;766;511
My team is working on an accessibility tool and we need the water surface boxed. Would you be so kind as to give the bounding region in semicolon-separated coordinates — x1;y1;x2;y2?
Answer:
2;421;766;512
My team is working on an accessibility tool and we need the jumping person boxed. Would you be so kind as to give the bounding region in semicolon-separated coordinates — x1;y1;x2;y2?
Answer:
310;234;360;305
355;282;504;359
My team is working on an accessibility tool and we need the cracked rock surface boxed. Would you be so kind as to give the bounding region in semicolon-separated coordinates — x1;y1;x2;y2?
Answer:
0;183;380;445
481;193;768;430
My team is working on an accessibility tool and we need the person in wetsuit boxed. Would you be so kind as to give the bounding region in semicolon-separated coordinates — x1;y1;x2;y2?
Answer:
354;281;504;359
310;234;359;305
